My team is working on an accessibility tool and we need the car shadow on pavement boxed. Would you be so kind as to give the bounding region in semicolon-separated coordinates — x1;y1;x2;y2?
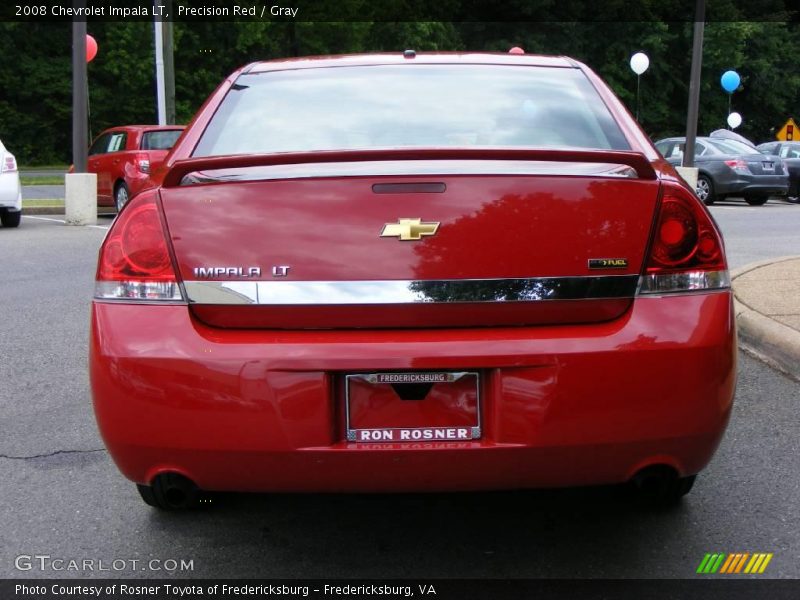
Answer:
143;485;690;578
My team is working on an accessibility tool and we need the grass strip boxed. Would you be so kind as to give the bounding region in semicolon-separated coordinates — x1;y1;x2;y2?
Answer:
23;199;65;207
20;176;65;185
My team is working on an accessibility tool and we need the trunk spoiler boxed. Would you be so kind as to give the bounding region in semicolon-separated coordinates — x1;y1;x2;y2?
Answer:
162;148;657;187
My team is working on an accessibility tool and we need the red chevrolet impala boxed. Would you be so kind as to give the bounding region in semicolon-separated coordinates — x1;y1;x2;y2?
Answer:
90;53;736;510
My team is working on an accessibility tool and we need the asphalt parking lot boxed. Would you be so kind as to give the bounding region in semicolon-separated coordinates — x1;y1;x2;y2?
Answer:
1;212;799;580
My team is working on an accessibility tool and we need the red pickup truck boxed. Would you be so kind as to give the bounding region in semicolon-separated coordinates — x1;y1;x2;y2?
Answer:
85;125;185;211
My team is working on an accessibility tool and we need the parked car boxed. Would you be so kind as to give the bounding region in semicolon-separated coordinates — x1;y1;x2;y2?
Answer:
91;52;736;510
756;140;800;203
0;138;22;228
709;128;756;148
83;125;184;211
654;136;789;205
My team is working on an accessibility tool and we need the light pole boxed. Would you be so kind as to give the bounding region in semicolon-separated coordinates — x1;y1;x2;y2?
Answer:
72;11;87;173
154;17;166;125
683;0;705;169
67;1;97;225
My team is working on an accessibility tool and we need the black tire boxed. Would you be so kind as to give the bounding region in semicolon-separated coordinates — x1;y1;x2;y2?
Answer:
786;180;800;203
744;195;768;206
695;175;715;205
1;209;21;228
136;473;201;510
114;182;130;212
629;467;696;507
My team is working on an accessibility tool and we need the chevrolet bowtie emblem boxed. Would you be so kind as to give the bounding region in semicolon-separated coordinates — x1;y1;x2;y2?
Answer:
380;218;440;241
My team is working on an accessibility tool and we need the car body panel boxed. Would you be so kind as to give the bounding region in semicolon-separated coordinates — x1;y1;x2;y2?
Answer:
160;170;659;328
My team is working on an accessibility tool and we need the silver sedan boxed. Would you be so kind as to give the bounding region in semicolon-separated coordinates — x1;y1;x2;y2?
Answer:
655;136;789;206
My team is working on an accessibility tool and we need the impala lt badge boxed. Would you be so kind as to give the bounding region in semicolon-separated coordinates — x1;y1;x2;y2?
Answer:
381;218;440;241
193;266;261;278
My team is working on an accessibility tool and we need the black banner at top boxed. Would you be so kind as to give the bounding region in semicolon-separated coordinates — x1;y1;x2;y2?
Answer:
3;0;800;23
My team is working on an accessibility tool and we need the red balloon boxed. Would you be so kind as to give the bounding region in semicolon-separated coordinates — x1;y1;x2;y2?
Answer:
86;34;98;63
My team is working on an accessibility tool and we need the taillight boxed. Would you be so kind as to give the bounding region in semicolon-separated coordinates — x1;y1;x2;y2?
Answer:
94;193;184;302
2;154;17;173
136;154;150;173
724;159;750;173
638;182;729;294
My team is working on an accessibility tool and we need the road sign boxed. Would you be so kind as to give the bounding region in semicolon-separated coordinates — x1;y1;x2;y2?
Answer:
776;118;799;141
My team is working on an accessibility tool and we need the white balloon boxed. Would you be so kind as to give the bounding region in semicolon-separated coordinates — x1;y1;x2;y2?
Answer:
630;52;650;75
727;112;743;129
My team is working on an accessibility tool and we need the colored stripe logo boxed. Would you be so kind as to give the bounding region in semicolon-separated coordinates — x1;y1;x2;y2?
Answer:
696;553;773;574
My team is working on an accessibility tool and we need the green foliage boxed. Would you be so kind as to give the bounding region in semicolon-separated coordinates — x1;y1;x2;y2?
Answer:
0;23;71;164
87;23;156;136
2;17;800;164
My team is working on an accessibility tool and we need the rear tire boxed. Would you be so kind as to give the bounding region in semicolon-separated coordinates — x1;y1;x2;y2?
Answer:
695;175;715;205
114;182;130;212
1;209;21;228
744;195;768;206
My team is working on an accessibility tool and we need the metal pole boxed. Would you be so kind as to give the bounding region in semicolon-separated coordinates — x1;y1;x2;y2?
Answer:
683;0;705;168
154;17;166;125
162;0;176;124
71;6;88;172
86;75;92;142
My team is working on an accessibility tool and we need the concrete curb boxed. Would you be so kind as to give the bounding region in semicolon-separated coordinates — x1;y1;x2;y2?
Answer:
732;256;800;382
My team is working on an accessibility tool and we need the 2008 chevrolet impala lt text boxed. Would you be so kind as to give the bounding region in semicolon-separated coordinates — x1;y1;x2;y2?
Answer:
89;52;736;510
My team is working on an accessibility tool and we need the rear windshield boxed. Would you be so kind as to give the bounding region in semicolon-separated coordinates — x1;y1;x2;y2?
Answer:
708;139;761;156
194;64;629;156
142;130;182;151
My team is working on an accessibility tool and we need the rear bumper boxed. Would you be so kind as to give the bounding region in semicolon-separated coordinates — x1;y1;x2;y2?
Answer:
716;173;788;196
0;172;21;210
90;292;737;492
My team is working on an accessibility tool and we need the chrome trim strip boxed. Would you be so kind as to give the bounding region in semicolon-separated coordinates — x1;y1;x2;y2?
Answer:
183;275;639;305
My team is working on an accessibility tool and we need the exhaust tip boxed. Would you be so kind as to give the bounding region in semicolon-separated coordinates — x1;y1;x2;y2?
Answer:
629;465;696;507
138;472;202;510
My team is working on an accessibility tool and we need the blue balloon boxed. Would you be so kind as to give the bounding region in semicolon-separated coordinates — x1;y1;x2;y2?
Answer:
721;70;741;93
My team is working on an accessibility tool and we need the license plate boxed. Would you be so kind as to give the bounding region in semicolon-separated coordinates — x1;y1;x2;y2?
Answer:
762;161;775;171
345;372;481;443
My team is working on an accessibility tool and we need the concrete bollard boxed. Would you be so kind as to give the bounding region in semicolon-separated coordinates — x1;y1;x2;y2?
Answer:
674;166;699;192
64;173;98;226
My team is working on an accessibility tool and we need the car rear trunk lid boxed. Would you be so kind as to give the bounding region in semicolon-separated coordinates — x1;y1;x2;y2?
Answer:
159;150;660;329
